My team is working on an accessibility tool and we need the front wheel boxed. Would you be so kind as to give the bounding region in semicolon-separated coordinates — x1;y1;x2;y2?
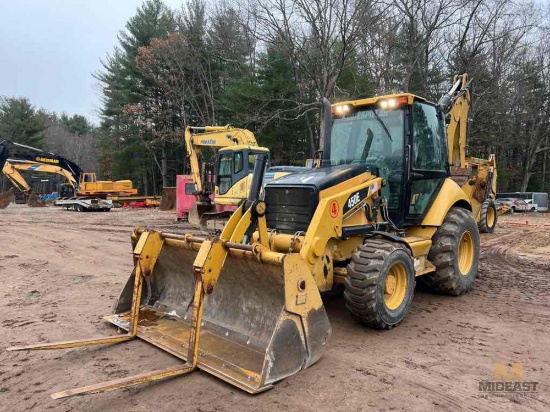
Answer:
423;207;480;295
344;240;415;329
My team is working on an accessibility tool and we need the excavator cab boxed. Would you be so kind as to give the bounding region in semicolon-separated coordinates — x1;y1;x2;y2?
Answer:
215;146;270;203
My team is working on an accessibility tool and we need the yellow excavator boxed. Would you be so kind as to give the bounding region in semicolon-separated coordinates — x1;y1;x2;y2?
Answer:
11;74;490;398
0;140;138;211
184;125;303;229
0;160;44;208
0;141;60;208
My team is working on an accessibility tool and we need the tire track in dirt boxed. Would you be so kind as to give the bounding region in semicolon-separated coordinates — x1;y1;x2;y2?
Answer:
0;206;548;412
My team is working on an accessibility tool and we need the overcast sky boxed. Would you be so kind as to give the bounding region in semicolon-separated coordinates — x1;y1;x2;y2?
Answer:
0;0;182;124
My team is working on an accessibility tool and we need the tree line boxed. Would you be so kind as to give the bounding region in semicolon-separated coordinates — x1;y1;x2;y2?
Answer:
3;0;549;195
0;96;99;176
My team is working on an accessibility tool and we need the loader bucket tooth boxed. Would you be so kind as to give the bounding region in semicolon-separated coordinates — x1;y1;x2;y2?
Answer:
105;239;331;393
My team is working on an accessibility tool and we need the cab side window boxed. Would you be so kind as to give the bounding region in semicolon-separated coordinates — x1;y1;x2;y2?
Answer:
411;103;447;171
248;154;257;171
408;102;448;216
234;152;244;174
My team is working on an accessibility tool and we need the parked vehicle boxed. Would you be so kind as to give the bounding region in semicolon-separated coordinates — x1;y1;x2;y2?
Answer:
497;192;548;212
499;198;537;212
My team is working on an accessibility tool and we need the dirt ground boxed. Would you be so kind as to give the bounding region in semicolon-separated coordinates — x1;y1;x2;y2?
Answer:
0;205;549;412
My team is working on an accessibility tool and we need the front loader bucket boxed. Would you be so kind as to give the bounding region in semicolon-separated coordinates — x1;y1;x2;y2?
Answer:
105;236;331;393
0;188;15;209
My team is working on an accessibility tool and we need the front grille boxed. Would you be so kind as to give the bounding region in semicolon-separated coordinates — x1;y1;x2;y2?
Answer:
264;186;318;234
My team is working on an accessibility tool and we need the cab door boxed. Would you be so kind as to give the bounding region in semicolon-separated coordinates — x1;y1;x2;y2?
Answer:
405;101;449;223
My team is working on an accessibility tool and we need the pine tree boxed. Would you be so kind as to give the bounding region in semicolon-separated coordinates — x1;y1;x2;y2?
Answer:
0;97;47;147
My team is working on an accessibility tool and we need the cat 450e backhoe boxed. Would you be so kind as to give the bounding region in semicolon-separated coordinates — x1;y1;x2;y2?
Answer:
10;74;491;398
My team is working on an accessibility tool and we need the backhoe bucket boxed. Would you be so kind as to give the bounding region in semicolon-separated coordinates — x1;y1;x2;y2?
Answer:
187;202;216;227
0;188;15;209
105;235;331;393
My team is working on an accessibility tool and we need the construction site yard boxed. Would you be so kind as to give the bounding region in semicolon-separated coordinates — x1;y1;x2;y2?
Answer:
0;205;549;412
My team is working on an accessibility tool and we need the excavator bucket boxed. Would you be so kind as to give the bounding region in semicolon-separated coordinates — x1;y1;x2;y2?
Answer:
0;188;15;209
26;192;45;207
187;202;216;227
105;233;331;393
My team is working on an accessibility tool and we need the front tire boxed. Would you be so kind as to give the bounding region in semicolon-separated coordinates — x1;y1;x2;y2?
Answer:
423;207;479;295
344;240;415;329
478;199;497;233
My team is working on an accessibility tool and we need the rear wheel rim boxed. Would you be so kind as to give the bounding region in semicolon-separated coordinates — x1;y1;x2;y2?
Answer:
458;231;474;275
384;262;407;310
487;206;495;227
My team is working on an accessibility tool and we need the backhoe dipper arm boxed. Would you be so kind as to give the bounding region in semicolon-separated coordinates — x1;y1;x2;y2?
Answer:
439;74;471;168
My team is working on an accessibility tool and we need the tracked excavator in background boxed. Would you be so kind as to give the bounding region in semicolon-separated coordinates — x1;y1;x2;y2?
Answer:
0;140;71;208
0;140;138;211
0;160;43;208
11;74;494;398
184;125;304;229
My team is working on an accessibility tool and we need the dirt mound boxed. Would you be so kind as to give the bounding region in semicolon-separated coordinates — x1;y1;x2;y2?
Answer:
0;187;15;209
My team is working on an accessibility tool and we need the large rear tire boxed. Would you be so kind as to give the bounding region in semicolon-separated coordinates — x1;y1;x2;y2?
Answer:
344;240;415;329
423;207;479;295
478;199;497;233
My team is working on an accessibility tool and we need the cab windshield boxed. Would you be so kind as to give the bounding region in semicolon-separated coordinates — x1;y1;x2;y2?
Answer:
330;107;405;210
330;108;404;167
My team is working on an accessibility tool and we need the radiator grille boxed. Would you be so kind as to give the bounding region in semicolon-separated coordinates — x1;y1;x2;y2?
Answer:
264;186;318;234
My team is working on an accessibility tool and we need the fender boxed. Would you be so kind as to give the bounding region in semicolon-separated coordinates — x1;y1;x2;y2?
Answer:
421;178;471;227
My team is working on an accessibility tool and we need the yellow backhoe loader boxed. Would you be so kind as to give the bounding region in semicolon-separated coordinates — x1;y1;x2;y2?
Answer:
184;125;268;227
10;74;486;398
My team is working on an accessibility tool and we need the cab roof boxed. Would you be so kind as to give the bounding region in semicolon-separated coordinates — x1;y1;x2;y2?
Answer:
332;93;428;110
218;145;270;153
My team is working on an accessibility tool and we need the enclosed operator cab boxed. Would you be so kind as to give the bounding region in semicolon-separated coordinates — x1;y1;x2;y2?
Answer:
215;145;271;205
264;94;450;232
